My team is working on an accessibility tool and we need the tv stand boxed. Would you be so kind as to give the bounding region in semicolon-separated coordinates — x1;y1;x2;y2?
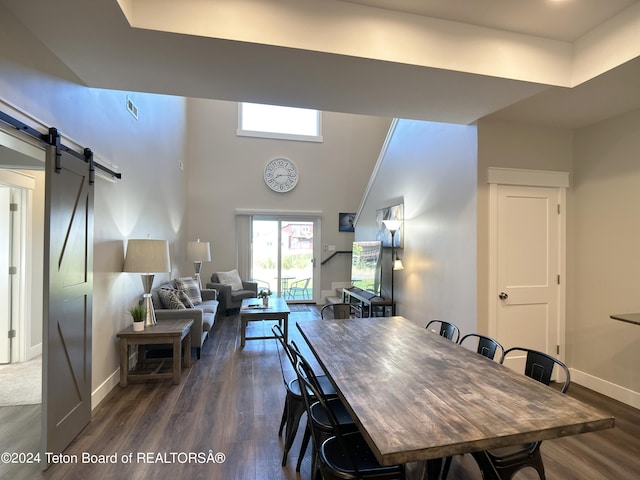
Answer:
342;287;394;317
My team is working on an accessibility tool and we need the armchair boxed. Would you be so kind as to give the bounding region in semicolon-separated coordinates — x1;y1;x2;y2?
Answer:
207;269;258;315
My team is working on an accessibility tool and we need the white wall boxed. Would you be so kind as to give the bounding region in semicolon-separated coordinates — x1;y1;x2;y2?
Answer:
184;98;391;294
356;119;478;334
571;108;640;403
1;5;189;407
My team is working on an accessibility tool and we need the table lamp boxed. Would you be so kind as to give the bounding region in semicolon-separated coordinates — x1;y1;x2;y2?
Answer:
123;238;171;326
187;239;211;289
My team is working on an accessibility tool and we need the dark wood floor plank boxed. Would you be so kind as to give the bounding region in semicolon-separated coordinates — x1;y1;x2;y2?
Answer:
1;306;639;479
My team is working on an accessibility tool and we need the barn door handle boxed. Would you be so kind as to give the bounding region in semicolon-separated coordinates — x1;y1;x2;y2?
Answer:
499;292;508;300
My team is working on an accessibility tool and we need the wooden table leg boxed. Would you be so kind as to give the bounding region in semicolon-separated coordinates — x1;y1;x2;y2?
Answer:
183;330;191;368
119;338;129;387
241;317;247;347
172;336;181;385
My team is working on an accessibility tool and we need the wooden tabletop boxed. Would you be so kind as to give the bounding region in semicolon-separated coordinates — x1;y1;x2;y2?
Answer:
240;296;290;316
296;316;614;467
116;319;193;338
610;313;640;326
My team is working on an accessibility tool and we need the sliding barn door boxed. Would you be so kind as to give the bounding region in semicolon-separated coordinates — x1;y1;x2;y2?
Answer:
42;142;94;460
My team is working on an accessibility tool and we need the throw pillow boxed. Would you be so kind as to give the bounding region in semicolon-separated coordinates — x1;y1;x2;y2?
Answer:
215;269;244;291
175;277;202;305
158;288;186;310
178;289;194;308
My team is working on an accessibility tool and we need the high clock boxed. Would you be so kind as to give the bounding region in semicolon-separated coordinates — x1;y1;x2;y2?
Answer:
264;157;299;192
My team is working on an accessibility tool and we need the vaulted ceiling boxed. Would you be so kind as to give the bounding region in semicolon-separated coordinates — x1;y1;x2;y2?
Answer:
2;0;640;128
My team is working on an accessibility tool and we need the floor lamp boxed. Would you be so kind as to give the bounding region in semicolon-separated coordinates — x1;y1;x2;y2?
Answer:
187;239;211;289
123;239;171;327
383;219;404;315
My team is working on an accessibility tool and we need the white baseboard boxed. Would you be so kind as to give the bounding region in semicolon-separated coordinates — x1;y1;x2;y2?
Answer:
27;342;42;361
571;368;640;410
91;351;137;411
91;368;120;411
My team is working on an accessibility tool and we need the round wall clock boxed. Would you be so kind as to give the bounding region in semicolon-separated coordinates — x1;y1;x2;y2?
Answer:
264;157;299;192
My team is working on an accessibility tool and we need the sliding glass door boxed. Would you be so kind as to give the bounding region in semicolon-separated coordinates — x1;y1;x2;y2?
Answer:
251;216;318;303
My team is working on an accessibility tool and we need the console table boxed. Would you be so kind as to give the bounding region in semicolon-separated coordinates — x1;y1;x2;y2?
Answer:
342;287;394;317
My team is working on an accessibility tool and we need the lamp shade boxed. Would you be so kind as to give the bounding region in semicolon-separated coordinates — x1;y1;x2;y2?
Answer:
383;219;402;232
123;239;171;273
187;240;211;262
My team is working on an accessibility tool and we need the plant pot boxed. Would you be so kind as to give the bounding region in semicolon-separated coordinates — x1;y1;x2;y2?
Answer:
133;321;144;331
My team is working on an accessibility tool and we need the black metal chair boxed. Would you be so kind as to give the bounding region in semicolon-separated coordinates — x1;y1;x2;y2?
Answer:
321;303;363;319
425;320;460;343
289;341;358;474
459;333;505;362
440;333;506;479
471;347;571;480
272;324;337;467
293;345;405;480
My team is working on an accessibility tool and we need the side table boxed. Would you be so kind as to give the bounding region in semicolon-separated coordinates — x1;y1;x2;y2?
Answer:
117;319;193;387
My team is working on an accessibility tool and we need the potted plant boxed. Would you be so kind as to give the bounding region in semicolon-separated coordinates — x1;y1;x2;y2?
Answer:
128;305;146;331
257;288;272;307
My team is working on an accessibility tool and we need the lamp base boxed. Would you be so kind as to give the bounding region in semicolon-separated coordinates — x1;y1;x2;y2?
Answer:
140;273;157;327
142;294;157;327
193;261;203;290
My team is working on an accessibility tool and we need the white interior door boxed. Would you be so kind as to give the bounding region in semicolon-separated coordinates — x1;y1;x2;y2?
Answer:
0;187;11;363
494;184;564;370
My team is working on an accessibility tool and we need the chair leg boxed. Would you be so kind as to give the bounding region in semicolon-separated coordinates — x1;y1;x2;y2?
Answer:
296;423;311;472
281;396;305;466
278;401;287;437
441;456;453;480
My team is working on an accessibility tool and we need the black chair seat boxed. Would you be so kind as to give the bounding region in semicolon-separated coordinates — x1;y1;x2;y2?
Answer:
310;398;355;429
320;431;404;479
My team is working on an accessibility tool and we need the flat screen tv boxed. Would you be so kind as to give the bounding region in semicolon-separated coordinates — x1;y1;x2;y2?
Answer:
350;241;382;297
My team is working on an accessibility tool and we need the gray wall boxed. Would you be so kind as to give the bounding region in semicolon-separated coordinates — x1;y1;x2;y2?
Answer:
355;119;478;333
478;115;640;405
571;109;640;400
184;98;391;294
1;5;189;406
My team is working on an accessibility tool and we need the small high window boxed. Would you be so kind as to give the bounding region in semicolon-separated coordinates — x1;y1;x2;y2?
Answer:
237;102;322;142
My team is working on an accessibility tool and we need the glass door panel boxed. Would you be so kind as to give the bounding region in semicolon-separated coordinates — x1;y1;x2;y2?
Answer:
251;217;316;302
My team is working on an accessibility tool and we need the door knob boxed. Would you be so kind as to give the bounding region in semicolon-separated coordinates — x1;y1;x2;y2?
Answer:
499;292;508;300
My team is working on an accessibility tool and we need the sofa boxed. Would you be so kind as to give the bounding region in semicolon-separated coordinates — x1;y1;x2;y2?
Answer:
207;270;258;315
150;277;219;359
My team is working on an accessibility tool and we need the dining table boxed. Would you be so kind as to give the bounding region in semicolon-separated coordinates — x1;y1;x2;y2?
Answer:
296;316;615;478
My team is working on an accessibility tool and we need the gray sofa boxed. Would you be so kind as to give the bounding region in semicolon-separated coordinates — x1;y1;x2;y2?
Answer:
207;273;257;315
150;279;219;359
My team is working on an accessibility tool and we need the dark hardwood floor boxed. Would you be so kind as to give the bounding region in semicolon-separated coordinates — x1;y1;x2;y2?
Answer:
2;306;639;479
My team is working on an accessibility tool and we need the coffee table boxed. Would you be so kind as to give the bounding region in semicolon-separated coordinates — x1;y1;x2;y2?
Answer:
117;319;193;387
240;297;290;347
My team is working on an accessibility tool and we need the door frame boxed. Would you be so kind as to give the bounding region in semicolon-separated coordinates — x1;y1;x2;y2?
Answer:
0;172;37;364
487;167;569;360
237;209;322;304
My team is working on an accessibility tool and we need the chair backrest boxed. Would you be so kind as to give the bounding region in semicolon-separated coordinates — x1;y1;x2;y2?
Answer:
292;345;362;474
272;324;296;385
425;320;460;343
504;347;571;393
459;333;505;363
321;303;363;319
